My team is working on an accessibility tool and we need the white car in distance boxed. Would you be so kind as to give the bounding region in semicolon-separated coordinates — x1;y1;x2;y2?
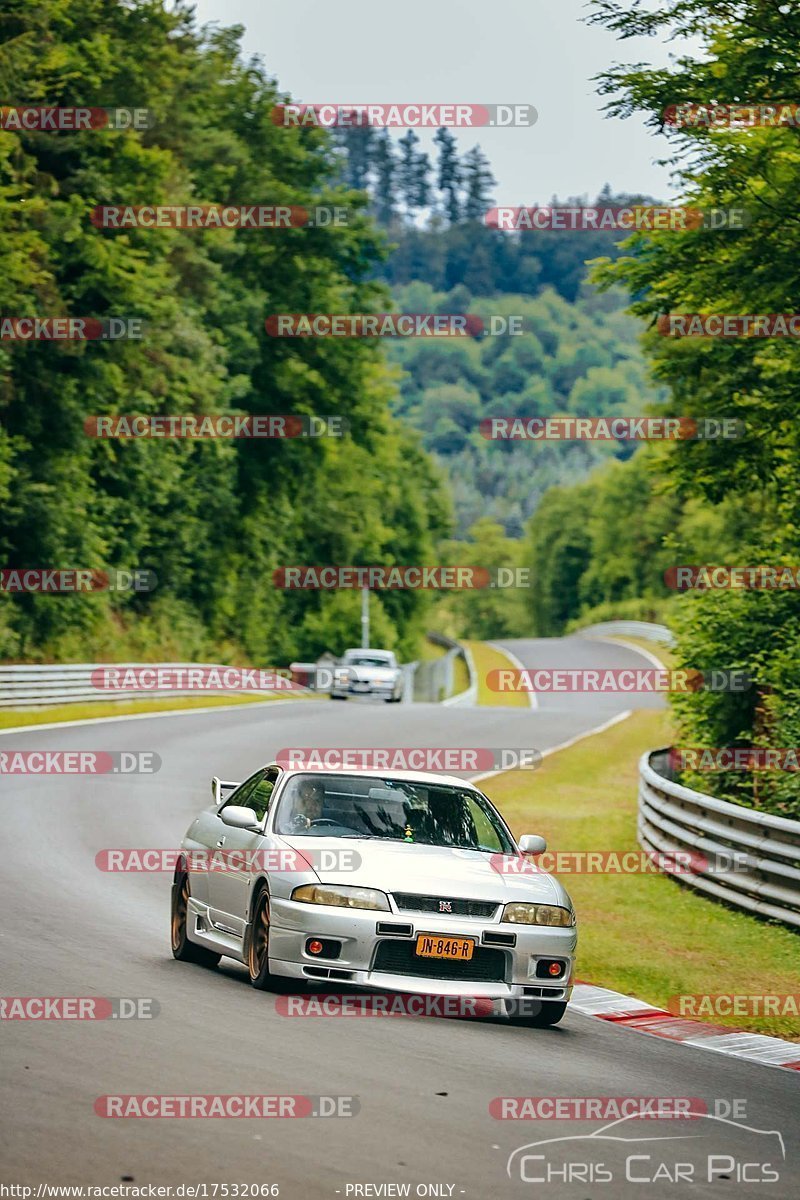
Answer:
331;647;404;703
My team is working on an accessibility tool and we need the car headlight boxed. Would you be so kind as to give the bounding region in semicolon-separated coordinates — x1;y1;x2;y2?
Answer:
292;884;390;911
502;903;575;927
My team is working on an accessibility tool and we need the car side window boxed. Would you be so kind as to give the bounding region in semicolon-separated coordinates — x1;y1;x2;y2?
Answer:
223;769;265;813
249;771;279;822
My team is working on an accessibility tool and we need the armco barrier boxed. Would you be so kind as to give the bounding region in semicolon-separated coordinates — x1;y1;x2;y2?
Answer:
420;632;477;707
0;662;305;708
579;620;676;646
638;749;800;929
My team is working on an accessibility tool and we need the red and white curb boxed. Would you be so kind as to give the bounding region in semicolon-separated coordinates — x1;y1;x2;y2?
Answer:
570;982;800;1073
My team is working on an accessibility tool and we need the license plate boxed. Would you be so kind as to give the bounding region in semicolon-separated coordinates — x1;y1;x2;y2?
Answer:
415;934;474;961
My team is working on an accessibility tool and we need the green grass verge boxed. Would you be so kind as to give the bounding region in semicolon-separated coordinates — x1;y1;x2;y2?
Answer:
0;692;300;730
464;640;530;707
483;708;800;1040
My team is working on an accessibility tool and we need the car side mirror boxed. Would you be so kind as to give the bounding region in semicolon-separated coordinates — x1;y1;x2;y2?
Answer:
518;834;547;855
220;805;260;830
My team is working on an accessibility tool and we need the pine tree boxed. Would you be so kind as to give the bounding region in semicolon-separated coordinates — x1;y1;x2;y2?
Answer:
434;127;461;224
461;146;496;220
413;147;432;210
371;128;397;224
397;130;431;219
333;119;376;191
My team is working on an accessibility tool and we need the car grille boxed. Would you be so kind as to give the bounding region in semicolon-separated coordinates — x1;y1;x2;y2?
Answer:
392;892;499;919
373;940;507;983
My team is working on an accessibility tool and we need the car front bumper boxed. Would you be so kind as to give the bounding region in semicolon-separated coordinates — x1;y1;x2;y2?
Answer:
332;680;399;698
267;897;576;1000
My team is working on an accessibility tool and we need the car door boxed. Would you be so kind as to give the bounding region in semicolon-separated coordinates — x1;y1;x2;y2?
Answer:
192;768;262;917
181;775;247;905
207;768;280;934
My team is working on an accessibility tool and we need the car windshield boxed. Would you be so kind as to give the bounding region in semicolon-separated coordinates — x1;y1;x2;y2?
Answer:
273;773;515;852
346;655;392;668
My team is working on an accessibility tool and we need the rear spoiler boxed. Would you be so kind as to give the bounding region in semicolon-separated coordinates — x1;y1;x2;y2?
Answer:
211;776;240;806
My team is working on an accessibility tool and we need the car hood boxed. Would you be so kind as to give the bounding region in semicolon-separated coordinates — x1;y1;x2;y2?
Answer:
277;836;563;904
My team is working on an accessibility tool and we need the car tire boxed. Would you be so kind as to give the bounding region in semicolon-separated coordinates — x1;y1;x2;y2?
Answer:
247;888;277;990
171;873;221;967
505;999;567;1027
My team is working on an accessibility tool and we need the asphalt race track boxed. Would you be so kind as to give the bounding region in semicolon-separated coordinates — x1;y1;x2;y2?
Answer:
1;637;797;1198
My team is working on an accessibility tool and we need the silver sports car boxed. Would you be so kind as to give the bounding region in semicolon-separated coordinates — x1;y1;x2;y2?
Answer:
171;766;577;1025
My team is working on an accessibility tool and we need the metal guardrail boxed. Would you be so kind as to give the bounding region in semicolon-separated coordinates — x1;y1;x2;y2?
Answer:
0;662;301;708
579;620;676;646
638;749;800;929
411;634;477;705
429;633;477;707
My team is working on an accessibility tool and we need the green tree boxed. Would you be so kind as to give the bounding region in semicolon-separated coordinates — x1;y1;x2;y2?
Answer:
0;0;449;664
434;127;461;224
589;0;800;814
461;146;495;220
397;130;431;218
371;128;398;225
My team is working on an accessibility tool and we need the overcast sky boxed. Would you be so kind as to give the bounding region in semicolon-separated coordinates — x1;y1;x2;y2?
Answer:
190;0;684;203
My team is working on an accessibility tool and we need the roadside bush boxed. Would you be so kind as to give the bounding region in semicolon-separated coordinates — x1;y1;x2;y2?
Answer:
670;588;800;820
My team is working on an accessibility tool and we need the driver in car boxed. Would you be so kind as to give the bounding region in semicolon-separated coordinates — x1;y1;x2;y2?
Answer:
290;778;326;830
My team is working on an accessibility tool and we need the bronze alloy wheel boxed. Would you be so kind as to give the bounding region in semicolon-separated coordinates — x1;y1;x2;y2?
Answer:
248;890;275;989
170;872;220;967
171;875;190;953
249;893;269;975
